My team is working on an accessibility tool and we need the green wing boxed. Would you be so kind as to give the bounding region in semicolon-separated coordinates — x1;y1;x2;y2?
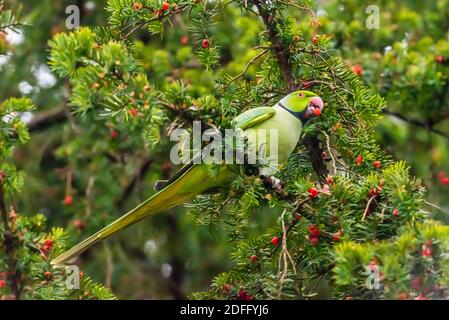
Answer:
232;107;276;130
156;107;276;191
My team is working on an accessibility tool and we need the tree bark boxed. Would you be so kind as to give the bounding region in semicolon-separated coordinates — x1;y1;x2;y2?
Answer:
253;0;328;181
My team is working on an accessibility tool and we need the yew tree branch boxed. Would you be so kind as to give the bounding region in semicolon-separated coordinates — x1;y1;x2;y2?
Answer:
252;0;327;181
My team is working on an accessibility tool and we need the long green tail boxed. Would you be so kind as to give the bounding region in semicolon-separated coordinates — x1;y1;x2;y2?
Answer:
51;163;233;265
51;178;197;265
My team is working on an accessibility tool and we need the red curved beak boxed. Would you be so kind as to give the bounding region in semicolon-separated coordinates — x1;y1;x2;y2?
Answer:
310;96;324;117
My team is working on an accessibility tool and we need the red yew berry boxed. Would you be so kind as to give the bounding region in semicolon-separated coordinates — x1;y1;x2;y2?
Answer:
41;239;54;253
79;271;84;278
393;209;399;217
312;35;319;44
416;293;426;300
422;246;432;257
326;176;334;184
64;195;73;206
0;279;6;288
441;177;449;185
332;122;342;131
110;130;119;139
308;224;320;237
373;160;382;169
223;283;233;293
43;239;53;247
310;229;320;237
398;292;408;300
425;240;433;247
435;55;445;64
368;260;378;271
352;64;363;76
322;184;331;194
294;213;302;221
162;2;170;11
332;231;341;242
411;277;421;290
201;39;210;49
132;2;143;10
44;271;52;279
271;236;280;246
73;219;87;230
180;35;189;45
302;81;312;89
250;255;258;263
237;288;253;300
355;155;363;166
308;187;319;199
368;188;379;198
310;237;319;246
129;108;138;117
161;161;172;176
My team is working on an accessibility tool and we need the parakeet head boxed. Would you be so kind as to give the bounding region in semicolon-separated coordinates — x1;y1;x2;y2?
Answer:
279;90;324;119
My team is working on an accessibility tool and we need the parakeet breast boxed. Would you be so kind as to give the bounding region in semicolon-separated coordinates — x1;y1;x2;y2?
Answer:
243;104;302;175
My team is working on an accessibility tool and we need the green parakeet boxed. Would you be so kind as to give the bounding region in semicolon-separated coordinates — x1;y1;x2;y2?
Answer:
51;90;324;265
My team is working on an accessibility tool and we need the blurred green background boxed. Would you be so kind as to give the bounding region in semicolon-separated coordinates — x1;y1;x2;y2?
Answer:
1;0;448;298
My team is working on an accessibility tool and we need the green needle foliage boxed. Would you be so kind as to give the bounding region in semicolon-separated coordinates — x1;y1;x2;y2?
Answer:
1;0;449;300
0;97;114;299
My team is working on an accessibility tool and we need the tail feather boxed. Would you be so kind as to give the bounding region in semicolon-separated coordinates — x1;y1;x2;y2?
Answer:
51;187;193;265
50;232;101;265
51;163;231;266
154;179;169;191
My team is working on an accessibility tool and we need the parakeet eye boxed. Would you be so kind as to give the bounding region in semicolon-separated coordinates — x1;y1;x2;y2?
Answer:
298;92;305;98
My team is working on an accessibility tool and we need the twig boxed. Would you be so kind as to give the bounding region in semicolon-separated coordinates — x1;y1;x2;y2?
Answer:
104;243;114;288
26;106;67;133
121;4;190;39
321;130;337;176
0;177;21;299
85;176;96;217
277;209;289;299
227;49;269;86
362;196;377;221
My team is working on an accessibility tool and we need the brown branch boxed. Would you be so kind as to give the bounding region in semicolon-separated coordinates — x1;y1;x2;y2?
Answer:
227;48;269;86
253;0;328;182
0;175;21;299
302;136;328;182
383;109;449;140
254;1;295;89
27;106;68;133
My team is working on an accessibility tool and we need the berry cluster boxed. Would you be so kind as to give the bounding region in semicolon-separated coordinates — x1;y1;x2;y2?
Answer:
438;171;449;185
